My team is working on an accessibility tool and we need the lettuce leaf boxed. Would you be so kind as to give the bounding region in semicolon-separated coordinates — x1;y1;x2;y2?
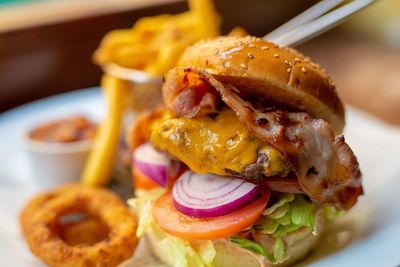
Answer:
260;194;317;236
256;218;279;234
273;238;286;263
229;236;287;264
128;188;165;237
191;240;216;266
263;193;295;216
128;189;216;267
229;236;269;258
290;195;316;231
323;205;345;220
232;194;317;264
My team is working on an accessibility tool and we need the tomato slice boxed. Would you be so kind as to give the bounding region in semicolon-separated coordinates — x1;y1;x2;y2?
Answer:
153;190;270;240
132;166;160;190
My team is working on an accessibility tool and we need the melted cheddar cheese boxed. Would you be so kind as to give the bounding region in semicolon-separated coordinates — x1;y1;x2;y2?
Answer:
150;108;287;176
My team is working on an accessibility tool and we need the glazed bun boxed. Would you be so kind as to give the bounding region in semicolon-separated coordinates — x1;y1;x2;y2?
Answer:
178;36;345;134
145;210;324;267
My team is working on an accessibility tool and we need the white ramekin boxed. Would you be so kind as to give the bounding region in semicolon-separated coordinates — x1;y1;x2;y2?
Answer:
23;131;93;189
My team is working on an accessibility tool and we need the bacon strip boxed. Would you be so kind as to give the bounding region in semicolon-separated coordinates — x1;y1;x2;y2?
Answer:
163;68;362;210
163;68;220;118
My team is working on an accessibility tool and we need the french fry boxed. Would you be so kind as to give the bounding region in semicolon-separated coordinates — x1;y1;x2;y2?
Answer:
145;35;196;76
145;12;194;50
188;0;221;38
82;75;130;186
93;30;139;65
94;1;220;71
164;11;194;31
112;47;157;69
131;14;171;32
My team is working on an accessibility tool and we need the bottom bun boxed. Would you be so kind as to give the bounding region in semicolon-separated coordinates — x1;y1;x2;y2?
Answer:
146;211;325;267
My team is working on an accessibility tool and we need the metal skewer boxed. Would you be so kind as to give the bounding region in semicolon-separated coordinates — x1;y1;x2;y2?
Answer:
264;0;376;46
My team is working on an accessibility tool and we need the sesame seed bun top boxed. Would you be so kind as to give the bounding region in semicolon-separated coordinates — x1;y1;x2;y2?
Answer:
178;36;345;134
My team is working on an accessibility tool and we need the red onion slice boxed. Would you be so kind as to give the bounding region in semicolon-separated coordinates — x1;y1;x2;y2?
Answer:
133;143;169;187
172;171;261;218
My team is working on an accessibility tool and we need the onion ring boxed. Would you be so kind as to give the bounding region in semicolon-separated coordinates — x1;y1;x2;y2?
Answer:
20;184;80;237
20;184;138;267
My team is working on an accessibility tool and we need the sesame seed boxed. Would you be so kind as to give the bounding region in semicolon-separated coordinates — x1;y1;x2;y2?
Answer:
247;53;254;59
301;67;306;73
287;67;292;73
261;46;269;50
214;49;219;55
273;54;279;58
240;63;247;69
224;62;231;68
294;57;301;63
284;60;289;64
249;44;256;48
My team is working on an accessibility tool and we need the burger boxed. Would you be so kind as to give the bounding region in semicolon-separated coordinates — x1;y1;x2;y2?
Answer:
127;36;363;267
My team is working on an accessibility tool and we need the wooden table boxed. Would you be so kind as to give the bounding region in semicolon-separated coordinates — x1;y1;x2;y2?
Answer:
300;33;400;126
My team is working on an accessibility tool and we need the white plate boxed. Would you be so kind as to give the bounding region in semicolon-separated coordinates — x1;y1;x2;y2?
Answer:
1;88;400;267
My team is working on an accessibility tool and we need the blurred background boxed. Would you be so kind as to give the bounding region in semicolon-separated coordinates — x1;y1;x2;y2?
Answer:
0;0;399;125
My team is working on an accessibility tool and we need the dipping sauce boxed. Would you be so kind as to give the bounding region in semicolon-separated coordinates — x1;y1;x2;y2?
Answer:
29;116;96;143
